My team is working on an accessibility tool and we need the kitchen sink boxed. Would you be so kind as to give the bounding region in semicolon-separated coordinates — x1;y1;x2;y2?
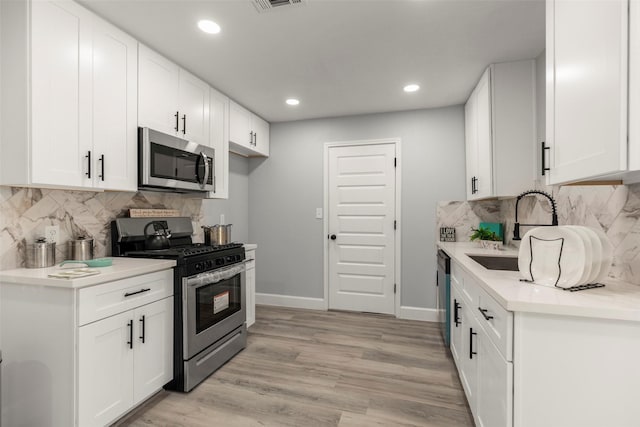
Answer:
468;255;520;271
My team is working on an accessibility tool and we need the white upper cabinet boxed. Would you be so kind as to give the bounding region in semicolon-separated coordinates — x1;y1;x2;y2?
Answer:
138;45;209;145
229;100;270;157
90;16;138;191
1;0;138;192
465;60;536;200
207;87;230;199
546;0;631;184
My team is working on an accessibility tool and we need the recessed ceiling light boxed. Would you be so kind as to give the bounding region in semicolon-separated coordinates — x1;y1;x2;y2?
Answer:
198;20;221;34
286;98;300;106
403;84;420;93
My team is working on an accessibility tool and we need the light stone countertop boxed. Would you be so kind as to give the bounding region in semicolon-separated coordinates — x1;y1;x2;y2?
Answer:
244;244;257;251
0;257;176;289
438;242;640;322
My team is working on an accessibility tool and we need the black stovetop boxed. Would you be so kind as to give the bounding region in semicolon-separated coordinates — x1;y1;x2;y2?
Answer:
124;242;242;258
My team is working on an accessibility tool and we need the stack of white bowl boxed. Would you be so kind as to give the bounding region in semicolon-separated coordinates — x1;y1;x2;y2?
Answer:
518;225;612;288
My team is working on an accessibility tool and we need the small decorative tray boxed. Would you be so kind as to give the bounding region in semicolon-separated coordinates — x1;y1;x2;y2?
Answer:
48;268;101;279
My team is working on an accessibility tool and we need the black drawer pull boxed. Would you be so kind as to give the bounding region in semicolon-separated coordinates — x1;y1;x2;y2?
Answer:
124;288;151;298
478;307;494;321
454;299;461;327
127;320;133;349
469;327;477;359
139;315;146;344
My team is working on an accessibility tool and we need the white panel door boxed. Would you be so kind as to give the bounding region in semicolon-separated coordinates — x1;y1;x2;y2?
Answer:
31;0;90;187
547;0;627;184
328;143;396;315
178;70;209;145
91;17;138;191
133;298;173;405
138;45;180;135
252;114;270;156
78;310;134;427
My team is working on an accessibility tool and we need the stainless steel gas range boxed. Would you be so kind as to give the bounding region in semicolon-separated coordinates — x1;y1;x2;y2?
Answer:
111;217;247;392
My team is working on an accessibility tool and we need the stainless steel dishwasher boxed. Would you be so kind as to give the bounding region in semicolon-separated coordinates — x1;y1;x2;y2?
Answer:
437;250;451;347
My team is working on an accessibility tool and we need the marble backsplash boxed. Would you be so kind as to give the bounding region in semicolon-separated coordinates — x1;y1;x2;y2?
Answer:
437;183;640;285
0;186;207;270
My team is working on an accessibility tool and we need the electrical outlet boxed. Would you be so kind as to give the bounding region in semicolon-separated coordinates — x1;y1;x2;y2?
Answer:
316;208;323;219
45;225;59;244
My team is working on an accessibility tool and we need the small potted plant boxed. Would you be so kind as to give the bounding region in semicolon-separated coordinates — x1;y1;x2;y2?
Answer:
470;226;504;250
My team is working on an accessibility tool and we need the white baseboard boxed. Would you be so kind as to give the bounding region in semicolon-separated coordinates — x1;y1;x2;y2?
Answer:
398;306;439;322
255;293;326;310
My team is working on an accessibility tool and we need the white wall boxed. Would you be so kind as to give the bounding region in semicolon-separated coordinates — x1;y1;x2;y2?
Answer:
248;106;466;309
202;153;250;243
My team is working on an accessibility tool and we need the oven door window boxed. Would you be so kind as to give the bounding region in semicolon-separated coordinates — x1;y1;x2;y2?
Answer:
195;274;241;334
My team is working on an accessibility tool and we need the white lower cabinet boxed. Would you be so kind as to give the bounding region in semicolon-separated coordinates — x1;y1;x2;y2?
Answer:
78;297;173;426
0;269;174;427
245;246;256;327
450;263;513;427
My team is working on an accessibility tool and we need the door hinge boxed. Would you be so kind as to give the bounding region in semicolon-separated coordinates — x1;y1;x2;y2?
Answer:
394;157;397;167
394;284;397;294
394;220;397;230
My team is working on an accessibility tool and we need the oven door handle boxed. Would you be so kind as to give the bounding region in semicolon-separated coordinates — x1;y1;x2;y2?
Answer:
186;263;246;289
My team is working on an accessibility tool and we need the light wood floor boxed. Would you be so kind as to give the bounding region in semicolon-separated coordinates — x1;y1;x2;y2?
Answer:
115;306;474;427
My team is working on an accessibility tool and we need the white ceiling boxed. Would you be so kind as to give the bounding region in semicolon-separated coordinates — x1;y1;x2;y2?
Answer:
81;0;545;123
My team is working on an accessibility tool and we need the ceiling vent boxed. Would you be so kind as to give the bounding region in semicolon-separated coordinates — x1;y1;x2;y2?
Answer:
252;0;305;13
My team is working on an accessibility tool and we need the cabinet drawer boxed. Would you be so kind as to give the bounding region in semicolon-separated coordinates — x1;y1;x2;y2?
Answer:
78;270;173;325
245;250;256;261
477;287;513;361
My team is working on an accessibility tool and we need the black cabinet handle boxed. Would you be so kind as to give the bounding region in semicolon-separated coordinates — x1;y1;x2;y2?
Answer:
541;141;550;176
469;328;477;359
478;307;494;321
124;288;151;298
249;131;254;145
329;234;337;240
127;320;133;349
139;315;146;344
254;132;257;146
175;111;180;132
454;299;461;327
85;151;91;178
182;114;187;135
98;154;105;181
471;176;478;194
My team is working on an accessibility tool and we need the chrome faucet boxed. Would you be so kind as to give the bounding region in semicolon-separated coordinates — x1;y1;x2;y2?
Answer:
513;190;559;240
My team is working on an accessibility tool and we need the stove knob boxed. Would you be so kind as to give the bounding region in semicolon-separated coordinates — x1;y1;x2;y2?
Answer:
226;256;233;262
206;260;213;268
195;262;203;271
216;258;224;266
235;255;241;261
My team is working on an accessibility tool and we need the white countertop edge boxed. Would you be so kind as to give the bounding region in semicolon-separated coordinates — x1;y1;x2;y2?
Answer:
438;241;640;323
0;258;176;289
244;243;257;251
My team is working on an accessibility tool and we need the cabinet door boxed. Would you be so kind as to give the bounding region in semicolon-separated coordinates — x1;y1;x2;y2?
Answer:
546;0;627;184
252;114;270;157
476;332;513;427
474;69;493;199
78;310;134;427
133;297;174;405
630;0;640;171
178;70;210;145
460;304;479;415
91;17;138;192
465;93;478;199
450;285;464;364
138;45;180;135
31;0;91;188
208;87;230;198
246;261;256;327
229;100;253;149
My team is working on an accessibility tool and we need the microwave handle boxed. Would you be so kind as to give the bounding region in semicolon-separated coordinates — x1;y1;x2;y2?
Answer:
198;152;210;188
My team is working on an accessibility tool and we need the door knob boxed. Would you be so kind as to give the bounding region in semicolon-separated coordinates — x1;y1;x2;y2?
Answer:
329;234;337;240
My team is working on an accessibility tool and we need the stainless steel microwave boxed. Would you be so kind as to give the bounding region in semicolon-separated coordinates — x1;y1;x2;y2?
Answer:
139;127;215;193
